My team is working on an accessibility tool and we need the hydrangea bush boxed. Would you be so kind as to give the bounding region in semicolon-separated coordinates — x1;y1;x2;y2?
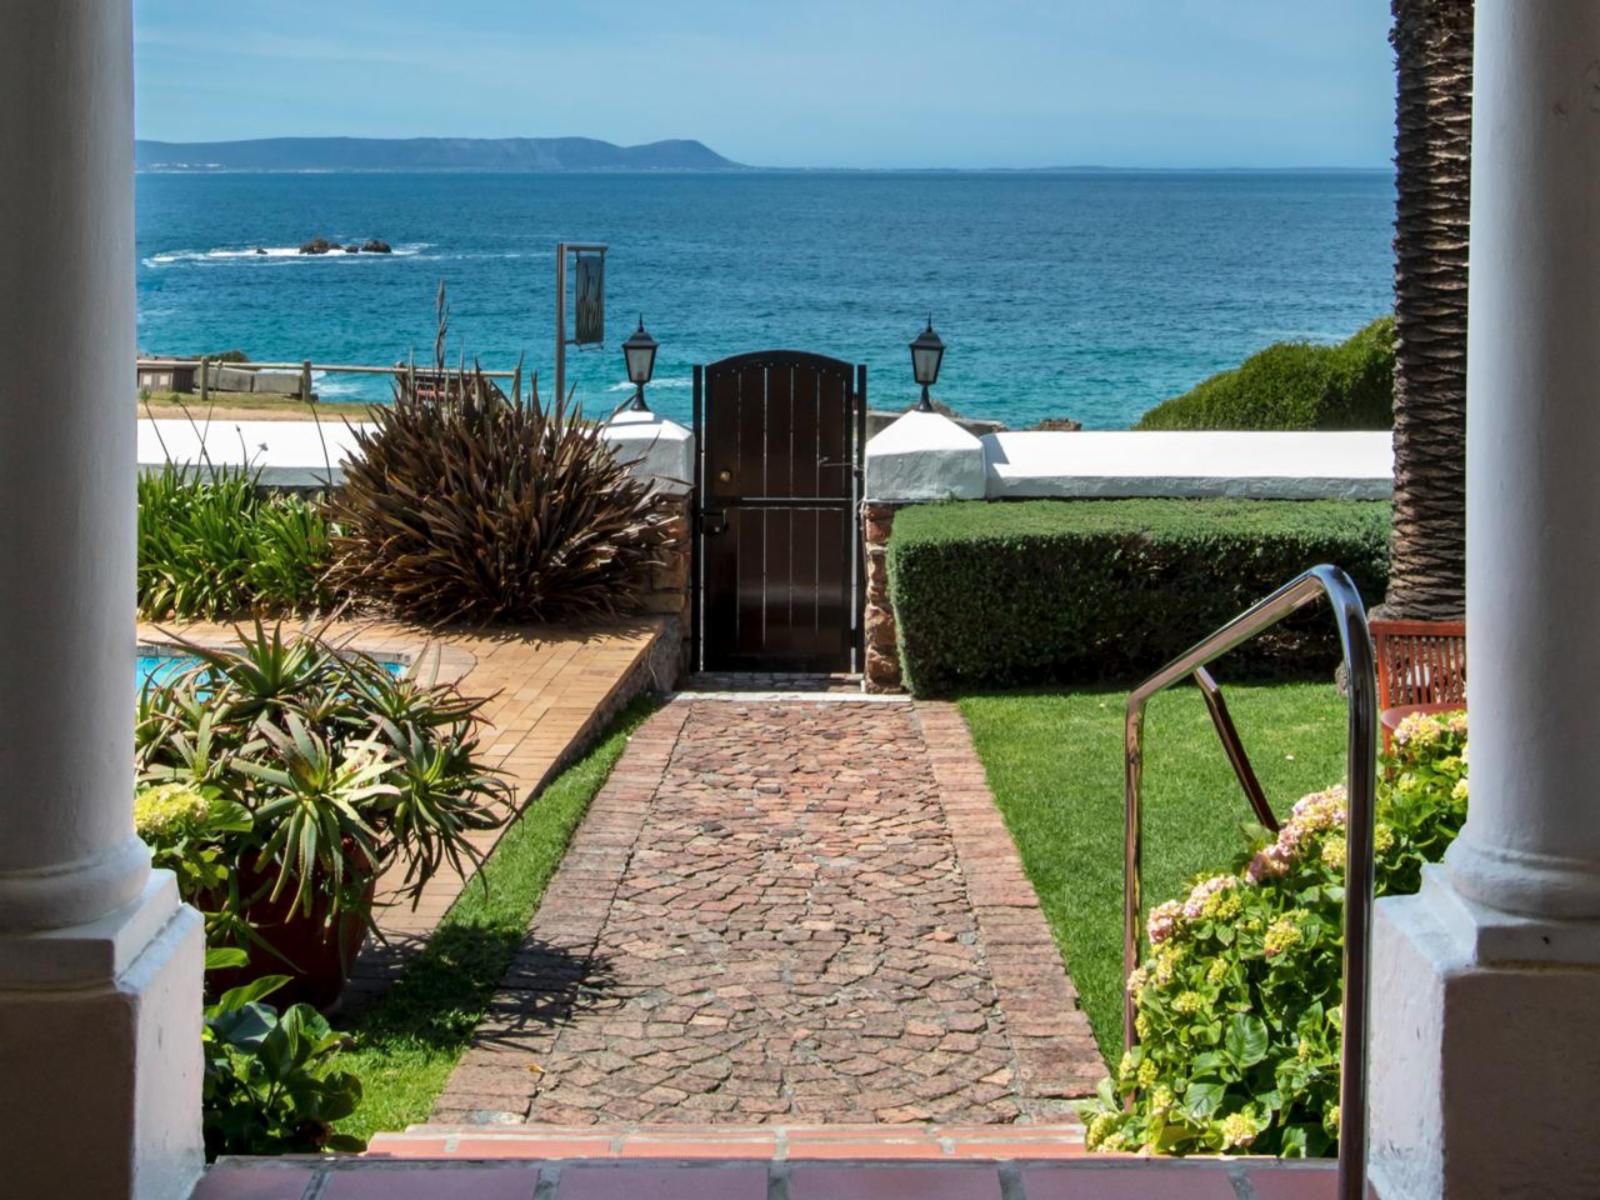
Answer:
1079;710;1468;1157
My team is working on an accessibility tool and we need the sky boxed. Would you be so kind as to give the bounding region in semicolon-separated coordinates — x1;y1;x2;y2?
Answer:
134;1;1395;170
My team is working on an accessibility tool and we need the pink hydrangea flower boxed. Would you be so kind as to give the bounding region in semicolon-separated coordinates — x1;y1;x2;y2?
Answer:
1147;900;1182;945
1182;874;1237;920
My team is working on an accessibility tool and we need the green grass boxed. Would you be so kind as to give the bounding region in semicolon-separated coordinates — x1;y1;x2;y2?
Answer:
331;695;656;1142
959;681;1348;1069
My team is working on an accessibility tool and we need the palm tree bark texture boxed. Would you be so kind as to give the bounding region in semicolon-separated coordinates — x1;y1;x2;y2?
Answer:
1383;0;1472;622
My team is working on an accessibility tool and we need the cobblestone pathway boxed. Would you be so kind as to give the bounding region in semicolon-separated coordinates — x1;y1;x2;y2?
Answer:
434;698;1103;1127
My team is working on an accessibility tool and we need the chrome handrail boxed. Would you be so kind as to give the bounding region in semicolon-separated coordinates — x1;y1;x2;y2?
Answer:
1123;564;1376;1200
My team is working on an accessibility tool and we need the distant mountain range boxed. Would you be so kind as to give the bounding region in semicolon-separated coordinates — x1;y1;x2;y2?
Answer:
134;136;742;173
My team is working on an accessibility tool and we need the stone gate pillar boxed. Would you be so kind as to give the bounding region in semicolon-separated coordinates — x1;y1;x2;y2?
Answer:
1369;3;1600;1196
0;3;205;1197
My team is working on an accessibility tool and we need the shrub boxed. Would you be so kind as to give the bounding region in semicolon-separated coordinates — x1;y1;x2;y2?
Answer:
138;462;334;619
136;622;510;956
886;499;1390;694
1135;317;1394;431
1077;710;1468;1157
201;972;363;1158
329;294;667;624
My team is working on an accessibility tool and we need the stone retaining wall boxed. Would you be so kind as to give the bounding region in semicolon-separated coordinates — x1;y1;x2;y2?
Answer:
641;492;692;681
863;502;902;693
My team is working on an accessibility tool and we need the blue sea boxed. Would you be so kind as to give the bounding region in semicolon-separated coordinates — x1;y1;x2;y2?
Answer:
136;171;1394;430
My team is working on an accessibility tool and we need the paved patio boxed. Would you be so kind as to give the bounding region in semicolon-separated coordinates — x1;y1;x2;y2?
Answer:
429;695;1103;1127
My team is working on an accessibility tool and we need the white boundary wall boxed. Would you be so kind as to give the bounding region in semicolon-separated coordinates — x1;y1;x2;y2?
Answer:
865;412;1393;502
137;410;1392;500
136;410;696;491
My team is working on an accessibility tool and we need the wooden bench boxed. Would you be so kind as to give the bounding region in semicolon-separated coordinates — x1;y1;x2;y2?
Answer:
1371;618;1466;750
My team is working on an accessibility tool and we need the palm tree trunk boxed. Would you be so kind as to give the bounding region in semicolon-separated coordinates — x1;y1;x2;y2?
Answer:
1383;0;1473;621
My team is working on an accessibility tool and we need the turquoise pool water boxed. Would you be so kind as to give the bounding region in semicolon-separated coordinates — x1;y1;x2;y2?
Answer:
137;655;190;689
137;653;403;689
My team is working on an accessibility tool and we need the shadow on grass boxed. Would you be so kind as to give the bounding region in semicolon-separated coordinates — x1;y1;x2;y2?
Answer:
352;921;619;1053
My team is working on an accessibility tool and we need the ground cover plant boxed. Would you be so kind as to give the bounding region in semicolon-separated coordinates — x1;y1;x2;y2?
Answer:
138;462;335;619
200;970;363;1157
328;696;656;1141
1135;317;1394;431
961;682;1349;1068
890;499;1390;694
330;293;667;624
1077;710;1468;1157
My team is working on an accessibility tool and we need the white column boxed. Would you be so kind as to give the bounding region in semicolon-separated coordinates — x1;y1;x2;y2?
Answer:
1445;0;1600;921
0;4;204;1198
1370;4;1600;1197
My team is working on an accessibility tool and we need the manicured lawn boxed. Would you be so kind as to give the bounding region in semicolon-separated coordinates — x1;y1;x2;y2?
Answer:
331;696;656;1142
960;680;1348;1069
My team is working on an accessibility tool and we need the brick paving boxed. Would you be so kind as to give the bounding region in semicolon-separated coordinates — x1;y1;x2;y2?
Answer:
432;697;1103;1127
138;615;673;1005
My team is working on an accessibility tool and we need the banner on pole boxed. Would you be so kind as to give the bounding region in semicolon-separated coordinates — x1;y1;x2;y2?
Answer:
574;253;605;345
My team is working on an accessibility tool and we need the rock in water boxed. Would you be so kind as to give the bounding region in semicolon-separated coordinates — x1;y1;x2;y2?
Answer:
254;247;267;255
1034;417;1083;432
343;244;360;253
360;238;392;254
299;237;333;255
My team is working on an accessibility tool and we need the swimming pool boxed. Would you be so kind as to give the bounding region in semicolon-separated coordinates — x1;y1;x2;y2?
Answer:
136;655;190;689
137;652;405;689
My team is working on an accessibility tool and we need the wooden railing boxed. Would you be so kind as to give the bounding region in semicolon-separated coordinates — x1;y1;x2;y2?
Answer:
135;356;520;407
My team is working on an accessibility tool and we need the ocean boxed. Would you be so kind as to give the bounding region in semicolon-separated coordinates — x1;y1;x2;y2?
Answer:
135;170;1394;431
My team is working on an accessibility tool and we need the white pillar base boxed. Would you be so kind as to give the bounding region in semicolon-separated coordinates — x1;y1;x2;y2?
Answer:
0;872;205;1200
1369;868;1600;1200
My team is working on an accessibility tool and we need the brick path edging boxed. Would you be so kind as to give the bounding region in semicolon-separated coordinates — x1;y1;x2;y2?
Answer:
914;704;1105;1103
431;702;694;1121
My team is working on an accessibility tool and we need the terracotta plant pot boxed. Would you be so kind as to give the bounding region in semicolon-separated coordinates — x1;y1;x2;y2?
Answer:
207;856;377;1012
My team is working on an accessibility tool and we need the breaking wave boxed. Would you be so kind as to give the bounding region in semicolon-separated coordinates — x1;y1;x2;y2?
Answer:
143;242;430;267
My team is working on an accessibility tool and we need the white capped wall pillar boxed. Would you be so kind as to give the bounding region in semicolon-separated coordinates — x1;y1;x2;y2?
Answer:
1370;3;1600;1196
0;3;204;1197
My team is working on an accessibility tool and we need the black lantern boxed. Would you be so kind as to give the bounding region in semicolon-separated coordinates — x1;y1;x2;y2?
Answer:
909;317;945;412
621;316;659;412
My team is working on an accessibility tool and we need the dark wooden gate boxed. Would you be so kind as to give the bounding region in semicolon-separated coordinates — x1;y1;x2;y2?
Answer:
692;351;867;673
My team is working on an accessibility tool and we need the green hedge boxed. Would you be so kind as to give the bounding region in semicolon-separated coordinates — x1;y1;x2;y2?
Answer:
1135;317;1394;431
886;499;1390;695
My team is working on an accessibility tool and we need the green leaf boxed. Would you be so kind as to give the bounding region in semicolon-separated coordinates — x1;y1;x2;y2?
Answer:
212;974;289;1013
205;947;249;972
1279;1125;1311;1158
1189;1051;1228;1079
1225;1014;1270;1068
1183;1080;1227;1121
208;1001;277;1050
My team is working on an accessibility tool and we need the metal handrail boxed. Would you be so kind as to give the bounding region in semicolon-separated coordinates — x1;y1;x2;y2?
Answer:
1123;564;1376;1200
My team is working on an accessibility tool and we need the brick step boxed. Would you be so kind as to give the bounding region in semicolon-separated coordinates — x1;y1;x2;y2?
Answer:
201;1152;1349;1200
367;1121;1087;1161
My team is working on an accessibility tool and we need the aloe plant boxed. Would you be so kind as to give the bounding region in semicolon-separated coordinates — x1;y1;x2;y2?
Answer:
136;622;511;940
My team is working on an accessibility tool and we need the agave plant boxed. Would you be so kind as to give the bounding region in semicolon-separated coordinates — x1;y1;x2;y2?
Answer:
328;286;668;624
